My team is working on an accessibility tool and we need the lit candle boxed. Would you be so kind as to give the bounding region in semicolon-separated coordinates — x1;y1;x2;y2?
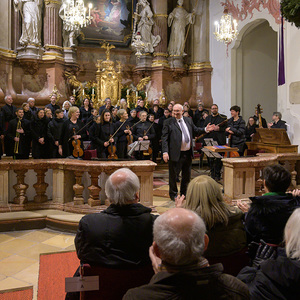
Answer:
214;21;218;33
145;91;148;98
82;89;85;96
73;89;75;95
127;89;130;95
88;3;92;18
92;88;94;95
136;91;138;98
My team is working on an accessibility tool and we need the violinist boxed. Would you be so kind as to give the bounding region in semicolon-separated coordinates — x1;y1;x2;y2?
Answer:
115;109;131;159
133;111;155;160
97;109;116;158
88;114;102;158
59;106;87;158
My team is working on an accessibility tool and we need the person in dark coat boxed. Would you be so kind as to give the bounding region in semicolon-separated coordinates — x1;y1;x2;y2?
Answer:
245;117;258;142
237;164;300;245
268;111;287;130
161;104;215;200
149;99;164;120
45;95;60;115
59;106;87;158
98;98;112;116
193;102;209;125
21;103;33;121
127;109;139;126
47;109;65;158
133;111;155;160
148;114;160;163
27;97;38;115
226;105;246;156
1;95;17;156
237;209;300;300
79;98;92;125
124;208;249;300
135;99;148;116
183;101;194;118
31;109;50;159
115;109;131;159
6;108;31;159
75;168;156;267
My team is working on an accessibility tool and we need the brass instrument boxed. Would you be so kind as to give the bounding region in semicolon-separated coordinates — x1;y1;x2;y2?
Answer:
14;119;22;154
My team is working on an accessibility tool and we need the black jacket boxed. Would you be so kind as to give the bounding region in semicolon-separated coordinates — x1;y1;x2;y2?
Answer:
79;106;92;124
124;263;249;300
45;103;60;115
193;108;209;124
162;117;205;162
47;117;64;144
245;124;258;142
1;104;17;126
271;120;287;130
245;194;300;244
75;203;157;268
204;114;228;145
227;116;246;152
132;121;155;141
237;250;300;300
149;106;164;119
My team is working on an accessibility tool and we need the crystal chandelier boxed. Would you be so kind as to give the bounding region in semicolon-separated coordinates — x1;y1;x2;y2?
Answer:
214;9;238;44
62;0;93;31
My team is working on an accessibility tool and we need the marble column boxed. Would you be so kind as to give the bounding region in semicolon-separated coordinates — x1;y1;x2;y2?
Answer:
43;0;63;61
73;171;84;205
13;169;29;204
33;169;49;203
188;0;213;108
87;172;101;207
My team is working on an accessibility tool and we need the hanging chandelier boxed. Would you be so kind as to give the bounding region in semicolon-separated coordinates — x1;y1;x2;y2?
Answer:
62;0;93;32
214;9;238;44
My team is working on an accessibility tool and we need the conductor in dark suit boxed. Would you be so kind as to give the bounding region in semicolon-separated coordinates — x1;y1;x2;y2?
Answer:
162;104;215;200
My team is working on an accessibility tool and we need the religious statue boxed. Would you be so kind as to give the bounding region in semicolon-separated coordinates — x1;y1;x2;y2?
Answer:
59;2;80;48
134;0;161;53
101;42;115;60
14;0;43;46
168;0;195;56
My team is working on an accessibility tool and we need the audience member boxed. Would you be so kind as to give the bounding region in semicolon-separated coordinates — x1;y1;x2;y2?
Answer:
237;164;300;245
237;208;300;299
45;95;60;115
27;97;38;115
124;208;249;299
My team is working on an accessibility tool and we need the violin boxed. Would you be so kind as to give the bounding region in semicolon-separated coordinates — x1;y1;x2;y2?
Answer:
107;134;118;160
126;125;133;146
142;130;153;156
72;128;84;158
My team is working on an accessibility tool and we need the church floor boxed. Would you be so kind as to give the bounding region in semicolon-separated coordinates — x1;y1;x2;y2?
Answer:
0;161;213;299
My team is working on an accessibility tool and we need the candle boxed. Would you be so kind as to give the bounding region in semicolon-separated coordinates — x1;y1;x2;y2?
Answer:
127;89;130;95
145;91;148;98
92;88;94;95
214;21;218;33
73;89;75;95
136;91;138;98
83;89;85;96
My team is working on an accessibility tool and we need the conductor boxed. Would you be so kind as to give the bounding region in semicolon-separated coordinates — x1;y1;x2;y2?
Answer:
162;104;215;201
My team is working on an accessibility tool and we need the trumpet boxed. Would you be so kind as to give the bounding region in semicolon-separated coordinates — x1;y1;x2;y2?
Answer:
14;119;22;154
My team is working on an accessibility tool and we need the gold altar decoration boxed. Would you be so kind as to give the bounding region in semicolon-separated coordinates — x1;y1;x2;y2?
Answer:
50;85;62;103
159;89;167;107
94;42;122;110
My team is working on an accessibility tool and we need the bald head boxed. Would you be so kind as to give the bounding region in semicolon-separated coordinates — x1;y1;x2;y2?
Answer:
105;168;140;205
153;208;207;266
173;104;184;120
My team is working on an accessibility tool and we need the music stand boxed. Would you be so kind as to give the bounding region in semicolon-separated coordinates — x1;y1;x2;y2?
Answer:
128;141;150;156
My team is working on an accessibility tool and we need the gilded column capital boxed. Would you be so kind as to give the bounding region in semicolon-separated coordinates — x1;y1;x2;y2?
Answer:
44;0;61;5
154;14;168;18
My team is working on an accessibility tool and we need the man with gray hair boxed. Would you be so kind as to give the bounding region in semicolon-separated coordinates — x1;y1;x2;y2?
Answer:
27;97;38;114
124;208;249;299
268;112;287;130
75;168;156;268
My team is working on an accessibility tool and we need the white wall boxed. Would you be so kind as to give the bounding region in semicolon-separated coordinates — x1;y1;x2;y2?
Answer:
209;0;300;147
0;1;12;49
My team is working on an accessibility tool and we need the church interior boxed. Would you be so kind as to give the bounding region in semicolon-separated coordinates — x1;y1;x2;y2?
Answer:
1;0;300;299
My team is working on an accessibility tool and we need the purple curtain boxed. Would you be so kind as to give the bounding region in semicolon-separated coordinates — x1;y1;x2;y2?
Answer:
278;16;285;86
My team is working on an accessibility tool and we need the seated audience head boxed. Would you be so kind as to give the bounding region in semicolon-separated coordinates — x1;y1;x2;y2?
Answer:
27;97;35;107
105;168;140;206
21;102;30;112
272;112;282;122
285;208;300;260
184;175;230;229
4;95;13;105
49;94;57;105
230;105;241;118
153;208;208;267
263;164;291;193
173;104;184;120
55;109;64;119
100;109;112;124
68;106;80;119
62;100;71;111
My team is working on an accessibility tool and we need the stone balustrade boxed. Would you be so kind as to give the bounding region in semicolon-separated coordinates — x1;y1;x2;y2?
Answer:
222;153;300;202
0;159;156;212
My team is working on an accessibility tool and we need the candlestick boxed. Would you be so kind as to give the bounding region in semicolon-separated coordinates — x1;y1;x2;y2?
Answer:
82;89;85;96
127;89;130;95
92;88;94;95
73;89;75;95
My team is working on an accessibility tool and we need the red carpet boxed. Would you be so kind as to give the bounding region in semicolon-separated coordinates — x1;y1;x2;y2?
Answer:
0;287;33;300
38;251;79;300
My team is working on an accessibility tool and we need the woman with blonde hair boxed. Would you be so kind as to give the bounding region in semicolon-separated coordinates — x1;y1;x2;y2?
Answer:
177;175;247;275
62;100;72;119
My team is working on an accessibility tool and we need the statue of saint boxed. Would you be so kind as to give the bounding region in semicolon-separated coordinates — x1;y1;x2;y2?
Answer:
14;0;43;46
168;0;195;56
134;0;161;53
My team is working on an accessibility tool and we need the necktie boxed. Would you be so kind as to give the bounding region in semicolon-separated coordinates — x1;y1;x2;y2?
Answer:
178;119;190;144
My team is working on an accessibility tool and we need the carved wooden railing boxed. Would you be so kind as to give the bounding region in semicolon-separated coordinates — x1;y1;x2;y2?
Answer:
0;159;156;209
222;153;300;202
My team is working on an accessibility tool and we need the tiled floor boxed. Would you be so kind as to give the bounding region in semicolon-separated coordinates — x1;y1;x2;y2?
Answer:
0;229;76;300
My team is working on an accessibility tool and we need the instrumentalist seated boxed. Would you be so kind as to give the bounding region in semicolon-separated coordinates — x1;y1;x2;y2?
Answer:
268;112;287;130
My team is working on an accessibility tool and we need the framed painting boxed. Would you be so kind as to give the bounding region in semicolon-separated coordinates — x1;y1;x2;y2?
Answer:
79;0;135;47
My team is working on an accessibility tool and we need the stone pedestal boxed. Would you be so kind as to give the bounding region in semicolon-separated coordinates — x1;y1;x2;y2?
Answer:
88;172;101;207
16;45;44;60
0;170;9;206
169;56;184;69
73;171;84;205
63;48;77;64
136;54;152;69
